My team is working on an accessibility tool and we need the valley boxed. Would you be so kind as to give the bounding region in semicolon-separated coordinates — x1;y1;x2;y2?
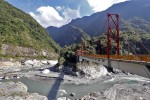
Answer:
0;0;150;100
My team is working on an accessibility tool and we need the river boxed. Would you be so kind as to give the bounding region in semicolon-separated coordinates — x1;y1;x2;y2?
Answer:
1;75;146;100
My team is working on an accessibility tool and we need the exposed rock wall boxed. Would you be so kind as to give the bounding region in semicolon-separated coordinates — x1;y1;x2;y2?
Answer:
1;44;58;58
1;44;38;57
76;62;108;79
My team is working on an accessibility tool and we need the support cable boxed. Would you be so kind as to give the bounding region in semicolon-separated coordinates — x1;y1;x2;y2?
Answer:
120;18;150;54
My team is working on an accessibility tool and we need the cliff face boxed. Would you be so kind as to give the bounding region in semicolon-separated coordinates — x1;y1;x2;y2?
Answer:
1;44;58;59
1;44;38;57
0;0;60;59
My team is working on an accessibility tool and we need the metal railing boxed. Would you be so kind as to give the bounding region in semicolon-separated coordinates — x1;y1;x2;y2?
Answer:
80;54;150;63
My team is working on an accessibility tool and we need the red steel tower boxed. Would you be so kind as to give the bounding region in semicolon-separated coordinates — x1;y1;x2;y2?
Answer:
107;13;120;59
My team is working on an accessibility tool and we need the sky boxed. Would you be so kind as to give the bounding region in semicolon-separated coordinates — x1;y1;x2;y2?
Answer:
6;0;129;28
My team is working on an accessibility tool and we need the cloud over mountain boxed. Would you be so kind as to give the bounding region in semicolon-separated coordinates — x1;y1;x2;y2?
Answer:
7;0;129;28
29;6;80;27
87;0;129;12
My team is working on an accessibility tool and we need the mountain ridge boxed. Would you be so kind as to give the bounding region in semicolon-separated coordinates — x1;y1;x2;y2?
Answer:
47;0;150;47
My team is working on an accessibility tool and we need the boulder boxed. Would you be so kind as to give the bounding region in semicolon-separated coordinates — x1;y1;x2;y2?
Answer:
42;69;50;74
78;64;108;79
26;93;48;100
0;81;27;96
0;93;48;100
41;60;48;64
4;76;9;80
48;60;58;66
58;89;67;96
70;93;75;97
24;60;34;66
42;51;47;57
32;59;42;67
57;97;70;100
0;81;48;100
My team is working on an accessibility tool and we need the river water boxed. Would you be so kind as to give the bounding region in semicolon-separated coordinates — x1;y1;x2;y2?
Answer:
1;75;144;100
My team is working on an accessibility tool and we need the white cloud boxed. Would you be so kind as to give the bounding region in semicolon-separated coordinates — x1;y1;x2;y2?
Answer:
62;7;80;24
87;0;129;12
29;6;80;28
56;6;63;11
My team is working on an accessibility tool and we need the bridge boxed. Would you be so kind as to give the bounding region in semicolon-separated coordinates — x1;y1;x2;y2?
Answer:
76;13;150;78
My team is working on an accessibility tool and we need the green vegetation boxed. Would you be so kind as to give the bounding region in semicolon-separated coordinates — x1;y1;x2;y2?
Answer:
59;26;150;64
59;44;78;65
120;18;150;54
0;0;61;58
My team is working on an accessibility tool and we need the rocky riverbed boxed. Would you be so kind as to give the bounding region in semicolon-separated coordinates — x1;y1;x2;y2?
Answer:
0;59;58;100
82;82;150;100
0;60;150;100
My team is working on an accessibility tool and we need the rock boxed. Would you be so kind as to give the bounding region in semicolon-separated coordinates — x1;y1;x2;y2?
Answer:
57;97;66;100
41;60;48;64
0;76;4;80
17;76;20;79
82;95;91;100
26;93;48;100
14;61;21;67
4;76;9;79
42;69;50;74
24;60;34;66
113;68;123;74
58;89;67;95
70;93;75;97
42;51;47;57
57;97;70;100
23;59;49;67
0;61;14;68
0;81;48;100
0;93;48;100
89;92;98;97
107;73;111;76
82;93;97;100
48;60;58;66
0;81;27;96
32;59;42;67
75;71;79;75
77;63;108;79
0;61;22;70
104;83;150;100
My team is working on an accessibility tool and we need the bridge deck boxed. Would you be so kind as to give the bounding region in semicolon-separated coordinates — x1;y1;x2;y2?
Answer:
80;54;150;63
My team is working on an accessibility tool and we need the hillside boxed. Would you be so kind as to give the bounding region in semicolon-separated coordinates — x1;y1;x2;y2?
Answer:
47;0;150;47
0;0;61;59
47;25;91;47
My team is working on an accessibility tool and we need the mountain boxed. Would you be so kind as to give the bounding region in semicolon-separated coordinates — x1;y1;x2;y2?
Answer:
47;25;91;47
0;0;61;59
47;0;150;47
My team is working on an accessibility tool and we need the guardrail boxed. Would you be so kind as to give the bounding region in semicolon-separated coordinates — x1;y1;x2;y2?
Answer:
79;54;150;62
